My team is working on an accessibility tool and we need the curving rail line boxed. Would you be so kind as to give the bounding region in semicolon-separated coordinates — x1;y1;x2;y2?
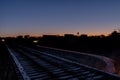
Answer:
6;44;120;80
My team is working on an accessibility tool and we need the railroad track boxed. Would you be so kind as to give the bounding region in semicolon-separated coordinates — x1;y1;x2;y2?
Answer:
6;45;120;80
27;45;115;73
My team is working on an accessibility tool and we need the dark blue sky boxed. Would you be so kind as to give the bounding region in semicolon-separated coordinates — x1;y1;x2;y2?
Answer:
1;0;120;37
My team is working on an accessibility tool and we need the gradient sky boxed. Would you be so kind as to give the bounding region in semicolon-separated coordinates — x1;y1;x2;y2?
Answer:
1;0;120;37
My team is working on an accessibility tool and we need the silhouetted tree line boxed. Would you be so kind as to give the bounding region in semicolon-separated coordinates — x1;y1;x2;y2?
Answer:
1;30;120;56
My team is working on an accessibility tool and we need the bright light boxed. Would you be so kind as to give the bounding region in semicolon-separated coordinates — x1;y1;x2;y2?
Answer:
33;40;38;43
1;39;5;42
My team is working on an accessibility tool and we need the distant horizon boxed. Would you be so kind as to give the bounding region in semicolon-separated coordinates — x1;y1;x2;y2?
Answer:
0;30;116;37
0;30;113;37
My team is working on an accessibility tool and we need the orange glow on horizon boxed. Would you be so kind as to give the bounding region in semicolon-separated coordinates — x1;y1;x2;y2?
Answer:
0;32;110;37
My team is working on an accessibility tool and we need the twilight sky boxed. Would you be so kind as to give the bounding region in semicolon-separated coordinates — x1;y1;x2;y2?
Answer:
0;0;120;37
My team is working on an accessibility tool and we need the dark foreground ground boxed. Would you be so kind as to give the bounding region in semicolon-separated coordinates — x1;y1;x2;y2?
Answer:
0;42;18;80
